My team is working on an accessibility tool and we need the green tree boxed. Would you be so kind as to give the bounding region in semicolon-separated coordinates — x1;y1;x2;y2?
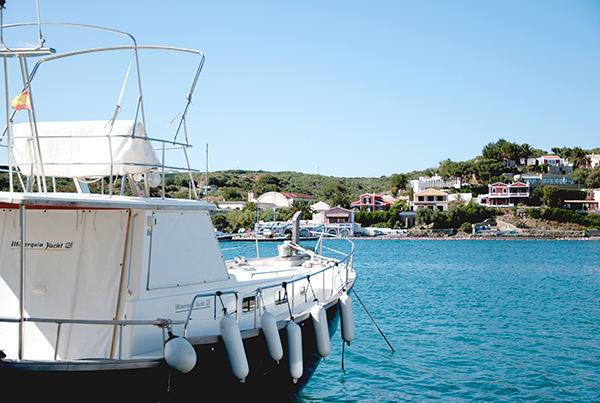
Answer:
390;173;408;196
520;143;534;165
501;141;521;163
440;160;475;187
221;187;244;201
573;168;589;187
211;213;229;230
474;159;504;184
571;147;591;168
541;186;563;208
289;200;314;220
586;167;600;188
415;207;434;226
482;139;506;160
321;180;352;208
254;174;284;196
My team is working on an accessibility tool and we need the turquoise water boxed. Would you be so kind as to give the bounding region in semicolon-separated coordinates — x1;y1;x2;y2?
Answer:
292;239;600;402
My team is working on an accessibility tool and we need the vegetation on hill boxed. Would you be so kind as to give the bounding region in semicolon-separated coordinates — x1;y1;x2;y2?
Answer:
523;207;600;230
415;203;497;230
1;138;598;232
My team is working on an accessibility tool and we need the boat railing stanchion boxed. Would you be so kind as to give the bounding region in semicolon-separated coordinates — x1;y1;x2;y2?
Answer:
54;322;62;360
161;142;165;199
18;204;25;360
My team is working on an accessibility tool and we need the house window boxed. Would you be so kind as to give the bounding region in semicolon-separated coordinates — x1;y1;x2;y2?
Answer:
364;197;371;204
503;188;507;193
418;196;424;201
427;196;434;201
437;196;444;201
492;188;496;193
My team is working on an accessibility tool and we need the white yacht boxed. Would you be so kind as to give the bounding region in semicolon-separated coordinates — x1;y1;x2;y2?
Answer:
0;2;356;401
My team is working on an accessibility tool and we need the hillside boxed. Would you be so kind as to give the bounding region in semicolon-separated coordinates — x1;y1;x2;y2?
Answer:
203;170;399;202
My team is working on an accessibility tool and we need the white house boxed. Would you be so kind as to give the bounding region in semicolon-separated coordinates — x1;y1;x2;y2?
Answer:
409;175;461;193
252;191;313;209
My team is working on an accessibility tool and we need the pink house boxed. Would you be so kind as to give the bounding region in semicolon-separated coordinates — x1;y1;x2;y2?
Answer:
323;207;354;224
350;193;392;212
486;182;530;206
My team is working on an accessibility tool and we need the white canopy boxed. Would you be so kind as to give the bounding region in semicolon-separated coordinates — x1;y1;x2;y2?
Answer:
11;120;161;178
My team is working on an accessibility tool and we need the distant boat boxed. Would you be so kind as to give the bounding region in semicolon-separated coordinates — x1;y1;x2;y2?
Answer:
215;230;234;241
0;4;357;401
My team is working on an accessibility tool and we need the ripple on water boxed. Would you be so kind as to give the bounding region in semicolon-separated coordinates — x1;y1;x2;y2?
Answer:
296;240;600;402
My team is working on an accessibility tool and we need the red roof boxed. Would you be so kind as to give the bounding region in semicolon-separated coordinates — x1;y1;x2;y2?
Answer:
279;192;313;200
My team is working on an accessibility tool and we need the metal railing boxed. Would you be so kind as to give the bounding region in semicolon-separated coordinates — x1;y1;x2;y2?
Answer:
0;316;183;361
0;20;205;200
183;235;355;336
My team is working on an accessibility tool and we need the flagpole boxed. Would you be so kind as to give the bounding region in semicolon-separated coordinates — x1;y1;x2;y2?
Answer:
3;55;12;192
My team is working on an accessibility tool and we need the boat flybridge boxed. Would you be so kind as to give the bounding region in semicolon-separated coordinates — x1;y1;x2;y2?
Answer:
0;3;356;401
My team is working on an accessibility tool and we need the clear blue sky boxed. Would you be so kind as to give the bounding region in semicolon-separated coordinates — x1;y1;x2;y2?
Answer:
3;0;600;178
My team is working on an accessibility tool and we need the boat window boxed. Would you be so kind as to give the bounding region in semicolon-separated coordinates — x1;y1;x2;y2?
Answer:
275;290;288;306
147;211;229;289
242;296;256;313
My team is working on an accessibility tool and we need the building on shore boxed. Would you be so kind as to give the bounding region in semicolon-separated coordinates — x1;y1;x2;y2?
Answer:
478;182;530;207
255;206;365;237
350;193;393;212
409;175;461;193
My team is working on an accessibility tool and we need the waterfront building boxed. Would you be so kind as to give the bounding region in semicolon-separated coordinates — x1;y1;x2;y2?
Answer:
514;173;574;187
256;207;362;237
252;191;313;209
409;189;449;211
350;193;393;212
409;175;461;193
478;182;530;207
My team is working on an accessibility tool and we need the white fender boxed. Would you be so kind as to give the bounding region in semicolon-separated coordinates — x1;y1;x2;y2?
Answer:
220;315;249;382
287;321;303;383
340;292;355;345
164;336;197;373
311;304;330;357
261;312;283;363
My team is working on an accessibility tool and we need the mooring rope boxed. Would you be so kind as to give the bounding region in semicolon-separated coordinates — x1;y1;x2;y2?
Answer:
351;288;395;353
306;275;318;302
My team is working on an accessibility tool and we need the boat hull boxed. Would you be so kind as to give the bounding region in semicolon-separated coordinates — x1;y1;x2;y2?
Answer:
0;300;342;402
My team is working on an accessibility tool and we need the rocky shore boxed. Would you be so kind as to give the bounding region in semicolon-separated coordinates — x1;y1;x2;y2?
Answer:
365;214;600;239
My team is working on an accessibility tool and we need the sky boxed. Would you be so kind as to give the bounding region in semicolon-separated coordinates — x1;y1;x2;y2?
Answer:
2;0;599;178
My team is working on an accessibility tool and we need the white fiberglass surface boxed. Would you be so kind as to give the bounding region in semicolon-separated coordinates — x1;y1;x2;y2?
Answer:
0;208;128;360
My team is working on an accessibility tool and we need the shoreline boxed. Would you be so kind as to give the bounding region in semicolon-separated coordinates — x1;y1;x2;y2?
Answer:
350;236;600;241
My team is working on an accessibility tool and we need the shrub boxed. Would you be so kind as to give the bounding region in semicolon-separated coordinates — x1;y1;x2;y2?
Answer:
514;220;528;229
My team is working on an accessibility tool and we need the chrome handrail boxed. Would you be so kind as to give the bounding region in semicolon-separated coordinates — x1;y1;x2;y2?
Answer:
0;316;184;361
183;291;239;338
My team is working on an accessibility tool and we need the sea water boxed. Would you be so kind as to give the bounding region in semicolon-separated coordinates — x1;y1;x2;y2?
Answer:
222;239;600;402
296;238;600;402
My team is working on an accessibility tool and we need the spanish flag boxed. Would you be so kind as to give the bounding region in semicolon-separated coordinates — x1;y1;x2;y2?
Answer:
11;90;31;110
